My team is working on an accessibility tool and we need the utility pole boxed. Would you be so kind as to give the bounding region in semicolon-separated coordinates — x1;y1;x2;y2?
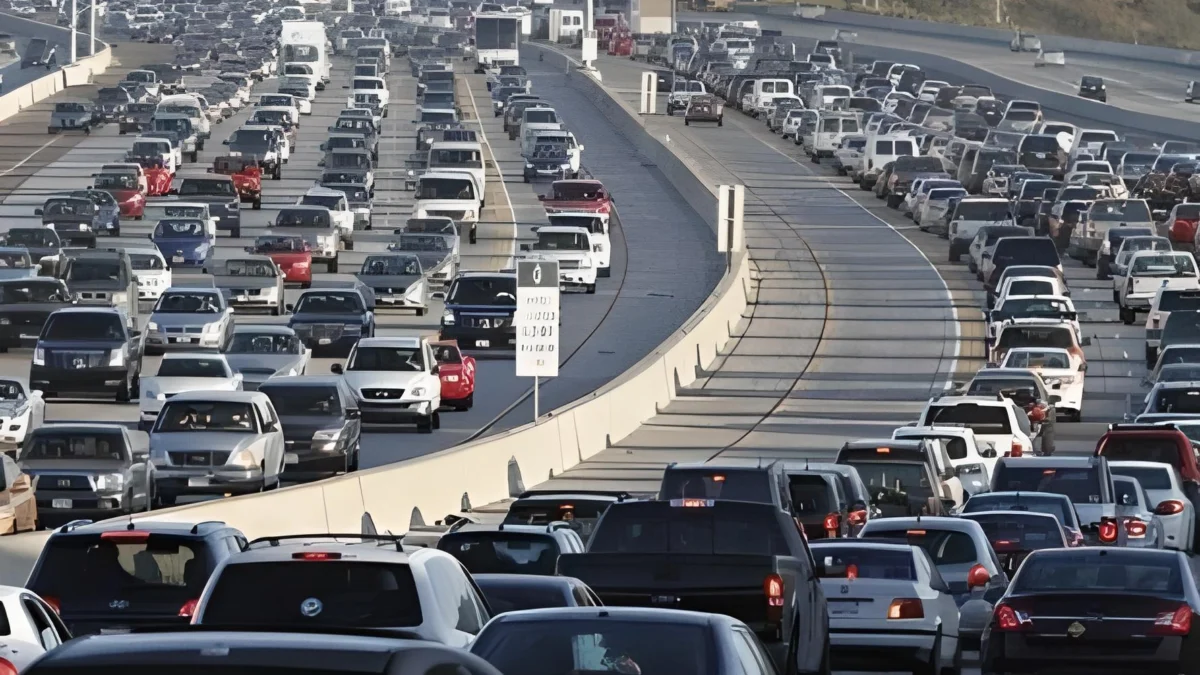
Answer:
89;0;96;56
995;0;1002;24
69;0;76;63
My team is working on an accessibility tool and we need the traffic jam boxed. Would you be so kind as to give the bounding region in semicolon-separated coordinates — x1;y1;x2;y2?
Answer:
1;4;1200;675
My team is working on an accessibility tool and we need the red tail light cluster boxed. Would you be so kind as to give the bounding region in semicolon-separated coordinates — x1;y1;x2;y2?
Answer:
42;595;61;614
887;598;924;619
1156;500;1186;516
1098;518;1119;544
994;603;1032;631
0;657;17;675
847;509;867;526
764;574;784;624
178;598;199;619
823;513;840;535
1152;605;1192;635
1125;519;1148;538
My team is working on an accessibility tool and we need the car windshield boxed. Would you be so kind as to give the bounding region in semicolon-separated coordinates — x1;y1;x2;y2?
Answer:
348;345;424;372
551;183;604;200
0;281;67;304
226;332;301;354
1006;280;1054;296
1163;313;1200;344
420;111;456;123
155;401;256;432
927;403;1011;434
294;293;362;314
362;256;420;275
93;174;138;190
276;209;332;228
448;277;516;305
966;377;1041;397
252;111;289;125
300;194;343;210
253;236;307;253
993;466;1104;504
963;495;1074;528
42;312;124;340
155;220;205;238
1003;350;1071;369
430;149;482;168
1005;110;1038;121
179;180;235;196
156;357;228;378
4;230;56;248
1112;465;1174;490
997;326;1074;351
955;201;1010;220
223;260;275;277
65;260;121;283
154;292;221;313
1091;200;1151;222
259;385;342;416
1132;254;1196;276
1013;551;1182;594
43;200;91;217
416;178;474;200
260;95;293;106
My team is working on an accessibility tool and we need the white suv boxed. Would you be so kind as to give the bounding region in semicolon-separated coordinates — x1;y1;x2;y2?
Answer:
917;395;1036;459
334;336;443;432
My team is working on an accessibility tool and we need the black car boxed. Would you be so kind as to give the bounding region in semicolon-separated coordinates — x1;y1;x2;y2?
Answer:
981;548;1199;675
171;177;242;238
0;227;64;274
1078;75;1107;103
472;574;603;613
502;489;632;544
25;519;246;635
286;288;376;355
257;376;362;480
0;278;73;351
30;307;143;402
439;272;517;354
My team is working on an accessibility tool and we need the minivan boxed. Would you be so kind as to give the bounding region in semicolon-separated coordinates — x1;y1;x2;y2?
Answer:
860;135;916;189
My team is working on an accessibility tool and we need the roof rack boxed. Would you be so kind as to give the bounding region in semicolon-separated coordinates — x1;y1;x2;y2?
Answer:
245;533;405;552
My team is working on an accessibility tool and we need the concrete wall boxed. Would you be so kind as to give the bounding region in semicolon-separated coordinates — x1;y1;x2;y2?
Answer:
0;55;750;585
765;4;1200;69
0;28;110;123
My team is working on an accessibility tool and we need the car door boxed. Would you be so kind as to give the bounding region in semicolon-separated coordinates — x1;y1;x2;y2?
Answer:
258;398;285;476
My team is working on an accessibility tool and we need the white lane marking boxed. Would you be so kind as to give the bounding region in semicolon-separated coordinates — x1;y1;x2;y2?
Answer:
741;131;962;395
0;136;60;178
462;71;517;270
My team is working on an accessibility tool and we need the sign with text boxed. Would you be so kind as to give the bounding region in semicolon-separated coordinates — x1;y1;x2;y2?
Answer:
516;260;560;378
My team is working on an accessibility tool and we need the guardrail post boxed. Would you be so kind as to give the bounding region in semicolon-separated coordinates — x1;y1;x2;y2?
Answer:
717;184;745;269
639;71;657;114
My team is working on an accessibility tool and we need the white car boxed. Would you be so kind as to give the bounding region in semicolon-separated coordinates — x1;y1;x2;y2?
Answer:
1146;289;1200;368
995;275;1070;307
893;424;994;493
919;395;1035;458
254;94;301;125
336;336;443;432
127;246;172;302
0;377;44;459
1118;251;1199;325
903;178;961;219
299;187;356;247
1110;235;1173;302
1109;460;1195;552
139;353;244;430
1001;347;1085;421
518;226;597;293
547;212;611;277
0;585;71;671
915;187;967;228
810;540;961;675
987;295;1081;346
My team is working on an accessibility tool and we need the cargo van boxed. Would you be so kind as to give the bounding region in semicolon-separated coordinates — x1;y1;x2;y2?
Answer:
860;135;917;188
806;111;860;160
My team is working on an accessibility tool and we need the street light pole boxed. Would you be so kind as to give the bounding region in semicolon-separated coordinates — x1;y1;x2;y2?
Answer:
89;0;96;56
69;0;77;64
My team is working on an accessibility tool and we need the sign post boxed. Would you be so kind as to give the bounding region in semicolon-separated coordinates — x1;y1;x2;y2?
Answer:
516;260;560;421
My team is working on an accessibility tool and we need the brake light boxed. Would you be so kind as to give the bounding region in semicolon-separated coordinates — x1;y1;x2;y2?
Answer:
1157;500;1186;515
887;598;924;619
823;513;840;535
994;603;1032;631
847;509;867;526
0;657;17;675
1152;604;1193;635
100;530;150;543
1125;519;1148;538
846;564;858;580
1099;518;1119;543
293;551;342;560
178;598;199;618
42;595;60;614
764;574;784;607
1009;442;1023;457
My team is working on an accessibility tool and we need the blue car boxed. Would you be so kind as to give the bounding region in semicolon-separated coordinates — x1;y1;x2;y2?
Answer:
151;218;213;268
439;271;517;354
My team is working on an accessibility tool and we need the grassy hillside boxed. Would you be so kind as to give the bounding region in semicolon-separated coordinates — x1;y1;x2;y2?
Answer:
797;0;1200;50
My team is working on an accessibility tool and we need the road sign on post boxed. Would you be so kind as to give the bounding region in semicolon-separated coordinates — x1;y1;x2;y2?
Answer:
517;260;560;420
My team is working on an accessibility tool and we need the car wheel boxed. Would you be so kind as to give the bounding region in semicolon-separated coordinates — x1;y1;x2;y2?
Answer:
116;378;132;403
328;259;338;273
458;392;474;411
417;415;433;433
586;283;596;294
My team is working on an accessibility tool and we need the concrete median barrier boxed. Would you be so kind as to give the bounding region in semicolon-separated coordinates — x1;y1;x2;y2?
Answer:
0;55;751;585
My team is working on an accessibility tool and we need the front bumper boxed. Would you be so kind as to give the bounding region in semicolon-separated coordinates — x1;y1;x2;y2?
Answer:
154;466;263;496
35;488;127;525
559;270;596;288
1124;294;1153;310
376;294;426;310
31;366;127;394
440;325;516;351
146;330;224;350
227;292;281;310
357;398;436;423
830;627;939;672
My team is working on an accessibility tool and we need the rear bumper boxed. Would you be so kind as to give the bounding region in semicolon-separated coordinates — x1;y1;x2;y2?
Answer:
440;325;516;351
983;632;1183;675
358;399;436;423
830;628;939;671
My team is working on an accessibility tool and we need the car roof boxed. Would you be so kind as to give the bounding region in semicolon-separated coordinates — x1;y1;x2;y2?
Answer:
161;352;229;362
232;539;425;564
55;519;228;535
487;606;731;626
862;516;982;534
961;509;1062;523
998;456;1101;468
51;307;123;316
33;423;127;434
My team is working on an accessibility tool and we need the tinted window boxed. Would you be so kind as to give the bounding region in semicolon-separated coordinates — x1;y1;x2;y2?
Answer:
42;313;124;340
588;505;789;556
844;461;934;500
155;401;255;433
1099;438;1183;468
471;619;716;675
156;358;227;378
962;495;1074;528
447;277;517;305
993;465;1104;503
23;433;126;461
258;385;342;416
660;469;771;503
1112;465;1174;490
963;513;1065;551
811;546;915;579
790;475;833;514
1014;551;1182;594
202;562;423;627
1151;387;1200;414
475;579;570;613
926;403;1011;434
866;528;979;565
437;532;561;575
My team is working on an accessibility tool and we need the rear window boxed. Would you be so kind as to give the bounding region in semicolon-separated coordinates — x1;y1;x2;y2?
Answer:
201;561;422;628
1099;437;1183;468
789;475;833;515
811;546;915;580
1020;136;1060;153
1112;465;1174;490
1007;280;1054;296
23;432;126;460
865;528;979;566
437;532;561;575
1014;551;1182;594
588;504;789;556
659;469;770;504
476;580;570;614
963;513;1064;552
1151;387;1200;414
992;465;1104;504
504;499;609;539
926;403;1011;434
962;495;1073;528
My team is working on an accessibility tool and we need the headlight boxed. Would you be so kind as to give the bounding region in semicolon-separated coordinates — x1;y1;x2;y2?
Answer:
95;473;125;491
227;449;258;469
344;324;362;335
579;258;592;268
442;309;455;325
525;162;533;169
148;321;159;331
312;428;341;442
203;322;222;334
108;350;125;367
0;318;9;326
33;347;43;366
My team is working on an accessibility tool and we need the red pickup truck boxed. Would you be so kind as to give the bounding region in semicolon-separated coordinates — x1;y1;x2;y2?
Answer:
538;179;613;215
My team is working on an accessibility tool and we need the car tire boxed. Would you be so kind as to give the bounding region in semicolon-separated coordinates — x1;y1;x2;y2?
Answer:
416;307;427;316
232;227;241;238
116;378;132;403
940;637;962;675
345;240;354;251
328;259;338;273
586;283;596;294
417;415;434;433
457;393;474;411
272;304;282;316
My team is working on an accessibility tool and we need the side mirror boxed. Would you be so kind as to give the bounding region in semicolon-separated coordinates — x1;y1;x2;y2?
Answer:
980;447;998;459
431;364;440;375
1050;394;1062;403
330;363;344;374
222;139;229;144
967;563;990;589
263;420;278;432
346;408;361;419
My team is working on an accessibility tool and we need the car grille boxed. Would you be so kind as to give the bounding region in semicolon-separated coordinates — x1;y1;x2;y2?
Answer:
293;323;344;340
169;451;231;466
427;210;467;221
164;326;204;334
239;368;277;378
36;474;92;490
463;315;507;329
230;288;263;296
76;291;111;301
46;350;107;369
361;388;405;399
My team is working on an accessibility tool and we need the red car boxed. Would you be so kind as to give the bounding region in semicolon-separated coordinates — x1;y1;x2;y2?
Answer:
539;179;613;215
92;171;145;219
212;156;263;210
250;235;312;287
432;339;476;410
136;157;174;196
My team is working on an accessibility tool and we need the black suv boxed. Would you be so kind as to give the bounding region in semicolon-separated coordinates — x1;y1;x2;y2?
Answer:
257;376;362;481
30;307;144;401
171;176;242;238
0;278;73;352
1078;75;1107;103
25;519;246;636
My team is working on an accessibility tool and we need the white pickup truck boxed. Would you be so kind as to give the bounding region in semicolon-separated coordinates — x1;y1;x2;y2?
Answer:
412;171;483;245
1118;251;1200;325
518;225;597;293
299;187;356;249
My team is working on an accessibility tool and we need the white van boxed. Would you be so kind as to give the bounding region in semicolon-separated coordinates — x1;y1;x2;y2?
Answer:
155;94;211;145
806;111;860;160
860;134;917;188
413;171;483;245
428;141;487;202
746;79;793;118
347;76;389;110
809;84;852;110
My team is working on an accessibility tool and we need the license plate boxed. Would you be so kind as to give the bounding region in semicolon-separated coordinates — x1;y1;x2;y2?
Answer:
172;256;184;263
559;284;567;291
19;334;35;340
187;477;210;487
318;338;332;345
99;628;131;635
169;337;195;344
284;452;299;465
51;499;72;509
830;602;860;616
476;339;490;347
235;295;248;302
1036;152;1046;158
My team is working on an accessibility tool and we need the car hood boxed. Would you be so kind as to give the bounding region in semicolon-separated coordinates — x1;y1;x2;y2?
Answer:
155;237;210;253
355;273;422;290
277;415;342;442
289;313;365;324
150;312;220;327
142;376;239;396
343;370;427;390
151;431;259;452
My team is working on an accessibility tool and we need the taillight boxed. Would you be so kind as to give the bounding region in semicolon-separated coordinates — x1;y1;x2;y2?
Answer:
1152;604;1193;635
847;509;867;526
42;595;60;614
764;574;784;624
1156;499;1186;515
887;598;924;619
1099;518;1119;543
1125;519;1148;538
178;598;199;619
1009;442;1023;457
994;603;1032;631
0;657;17;675
823;513;840;535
